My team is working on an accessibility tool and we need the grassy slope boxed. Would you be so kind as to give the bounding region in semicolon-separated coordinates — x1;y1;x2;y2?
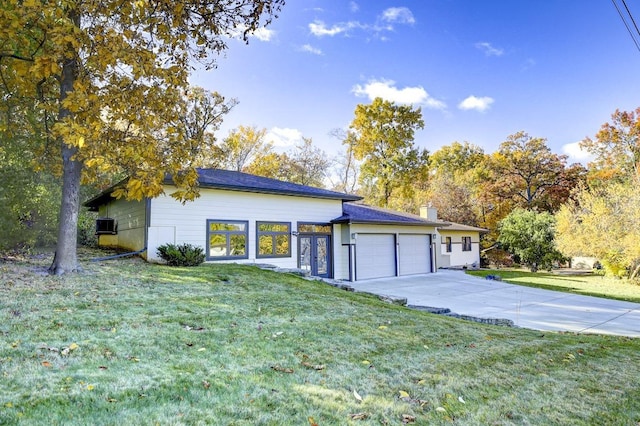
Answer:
1;255;639;425
466;269;640;303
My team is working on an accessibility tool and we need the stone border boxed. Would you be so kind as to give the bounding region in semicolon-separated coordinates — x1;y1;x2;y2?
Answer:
254;264;516;328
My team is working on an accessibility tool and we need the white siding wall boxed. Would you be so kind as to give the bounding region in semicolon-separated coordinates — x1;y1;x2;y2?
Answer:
148;187;345;276
97;199;146;254
437;230;481;268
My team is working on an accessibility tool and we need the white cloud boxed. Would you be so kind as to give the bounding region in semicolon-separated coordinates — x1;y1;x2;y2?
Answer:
266;127;303;148
349;1;359;12
301;44;323;55
381;7;415;24
458;95;494;112
352;79;446;109
562;141;594;163
232;25;275;42
475;42;504;57
251;27;275;42
309;20;356;37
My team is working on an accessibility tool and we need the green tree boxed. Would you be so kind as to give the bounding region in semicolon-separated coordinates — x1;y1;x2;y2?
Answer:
347;97;427;207
580;107;640;183
498;208;564;272
556;179;640;279
0;0;283;274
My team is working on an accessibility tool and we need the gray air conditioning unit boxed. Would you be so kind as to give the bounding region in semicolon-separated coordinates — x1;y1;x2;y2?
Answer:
95;218;117;235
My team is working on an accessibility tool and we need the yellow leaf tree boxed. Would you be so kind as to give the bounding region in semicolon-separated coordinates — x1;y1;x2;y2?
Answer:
0;0;284;274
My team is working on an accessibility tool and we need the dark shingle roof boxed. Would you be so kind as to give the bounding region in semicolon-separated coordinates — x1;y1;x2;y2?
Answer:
332;202;448;226
84;169;361;210
190;169;361;201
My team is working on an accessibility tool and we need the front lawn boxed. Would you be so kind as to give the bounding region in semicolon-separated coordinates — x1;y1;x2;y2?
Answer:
466;269;640;303
2;253;639;425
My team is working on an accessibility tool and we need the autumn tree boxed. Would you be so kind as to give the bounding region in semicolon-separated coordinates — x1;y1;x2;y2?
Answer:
580;107;640;183
218;125;270;171
347;97;428;208
425;142;486;225
245;137;330;187
485;132;585;212
556;179;640;279
498;208;565;272
0;0;284;274
429;141;485;179
328;128;359;194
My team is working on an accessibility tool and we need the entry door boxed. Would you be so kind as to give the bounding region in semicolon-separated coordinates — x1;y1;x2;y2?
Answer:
299;235;331;278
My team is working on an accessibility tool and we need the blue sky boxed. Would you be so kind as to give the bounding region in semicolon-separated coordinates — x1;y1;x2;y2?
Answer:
192;1;640;164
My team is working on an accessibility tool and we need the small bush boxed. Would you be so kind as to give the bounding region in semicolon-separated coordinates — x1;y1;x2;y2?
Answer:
157;243;205;266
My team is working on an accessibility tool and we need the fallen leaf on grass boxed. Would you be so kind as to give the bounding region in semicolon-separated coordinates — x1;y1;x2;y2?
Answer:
398;390;410;399
202;380;211;389
353;389;363;402
271;365;294;373
41;361;52;368
308;416;318;426
301;362;325;371
436;407;447;413
458;396;466;404
350;412;369;420
401;414;416;424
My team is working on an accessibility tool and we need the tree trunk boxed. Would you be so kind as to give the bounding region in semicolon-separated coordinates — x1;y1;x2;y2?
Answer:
49;9;81;275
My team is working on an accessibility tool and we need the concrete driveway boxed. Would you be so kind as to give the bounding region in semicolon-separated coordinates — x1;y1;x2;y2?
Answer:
348;270;640;337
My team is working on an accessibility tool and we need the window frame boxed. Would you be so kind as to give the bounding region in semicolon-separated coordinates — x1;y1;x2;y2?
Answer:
206;219;249;260
445;236;452;253
462;236;472;252
256;221;292;258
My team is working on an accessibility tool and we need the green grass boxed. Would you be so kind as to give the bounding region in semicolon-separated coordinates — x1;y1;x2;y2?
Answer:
1;252;640;425
466;269;640;303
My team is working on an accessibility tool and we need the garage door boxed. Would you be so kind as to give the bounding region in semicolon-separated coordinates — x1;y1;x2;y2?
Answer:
398;234;431;275
356;234;396;280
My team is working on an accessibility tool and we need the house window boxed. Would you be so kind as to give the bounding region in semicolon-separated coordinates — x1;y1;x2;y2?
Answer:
298;223;332;234
462;236;472;252
445;237;452;253
207;220;248;260
257;222;291;258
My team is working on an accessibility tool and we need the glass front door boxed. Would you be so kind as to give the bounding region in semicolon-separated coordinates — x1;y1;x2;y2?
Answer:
299;235;331;278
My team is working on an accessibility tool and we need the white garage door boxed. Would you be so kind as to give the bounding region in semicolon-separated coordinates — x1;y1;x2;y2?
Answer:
356;234;396;280
398;234;431;275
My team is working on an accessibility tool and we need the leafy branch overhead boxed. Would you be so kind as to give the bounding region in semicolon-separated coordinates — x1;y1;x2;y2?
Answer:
0;0;284;273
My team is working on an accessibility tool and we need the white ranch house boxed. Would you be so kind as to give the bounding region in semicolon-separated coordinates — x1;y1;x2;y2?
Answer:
85;169;485;280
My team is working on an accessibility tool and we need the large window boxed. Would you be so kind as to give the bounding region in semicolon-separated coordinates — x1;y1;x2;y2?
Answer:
257;222;291;258
207;220;248;260
462;236;472;252
445;236;452;253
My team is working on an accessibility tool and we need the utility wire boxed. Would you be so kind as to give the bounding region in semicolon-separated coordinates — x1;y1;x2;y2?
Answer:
621;0;640;39
612;0;640;52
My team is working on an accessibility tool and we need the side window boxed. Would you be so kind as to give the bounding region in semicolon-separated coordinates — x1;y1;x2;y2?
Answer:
207;220;248;260
462;236;472;252
445;236;452;253
257;222;291;258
